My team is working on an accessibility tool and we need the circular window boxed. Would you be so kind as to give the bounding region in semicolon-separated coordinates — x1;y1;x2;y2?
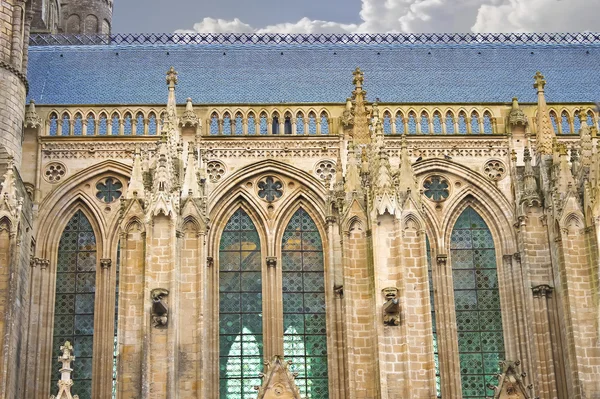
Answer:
315;159;336;181
483;160;507;182
206;160;226;183
43;162;66;183
96;177;123;203
257;176;284;202
423;175;450;202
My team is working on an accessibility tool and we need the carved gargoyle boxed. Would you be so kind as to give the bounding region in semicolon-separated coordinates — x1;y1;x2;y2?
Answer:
151;288;169;328
382;287;400;326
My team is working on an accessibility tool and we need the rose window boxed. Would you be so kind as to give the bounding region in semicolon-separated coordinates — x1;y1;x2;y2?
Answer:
257;177;283;202
423;176;450;202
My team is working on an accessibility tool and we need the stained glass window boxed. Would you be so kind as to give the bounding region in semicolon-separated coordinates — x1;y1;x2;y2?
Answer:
282;208;329;398
470;112;480;134
52;210;97;399
451;207;504;398
248;113;256;135
423;176;450;202
383;112;392;135
433;112;442;134
483;112;493;134
458;112;467;134
561;111;571;134
427;237;441;398
86;114;95;136
219;209;262;399
446;112;455;134
96;178;123;203
408;112;417;134
395;112;405;134
421;112;430;134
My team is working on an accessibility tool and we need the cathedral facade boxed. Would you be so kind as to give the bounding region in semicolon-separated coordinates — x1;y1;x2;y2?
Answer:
1;1;600;399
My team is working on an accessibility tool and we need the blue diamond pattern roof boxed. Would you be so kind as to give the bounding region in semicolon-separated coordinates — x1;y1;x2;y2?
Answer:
26;34;600;105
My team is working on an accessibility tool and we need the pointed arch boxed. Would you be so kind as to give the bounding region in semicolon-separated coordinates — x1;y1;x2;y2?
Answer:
280;206;329;398
449;206;505;398
218;208;263;398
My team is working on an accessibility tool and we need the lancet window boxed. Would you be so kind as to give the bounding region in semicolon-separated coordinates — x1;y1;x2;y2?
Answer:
320;113;329;134
407;112;417;134
86;114;95;135
98;113;108;135
446;112;455;134
457;112;467;134
561;111;571;134
383;111;392;134
421;112;430;134
470;112;480;134
395;112;405;134
433;112;442;134
296;112;305;134
573;112;581;132
247;113;256;135
450;207;504;398
483;112;493;134
549;111;559;133
52;210;97;399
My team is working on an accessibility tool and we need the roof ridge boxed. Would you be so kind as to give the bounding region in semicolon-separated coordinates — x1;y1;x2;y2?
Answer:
29;32;600;47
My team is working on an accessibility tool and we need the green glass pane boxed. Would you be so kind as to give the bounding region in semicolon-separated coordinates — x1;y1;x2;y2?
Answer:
301;252;324;271
220;231;240;251
240;251;261;271
303;272;325;292
220;272;241;292
282;251;302;271
305;314;326;335
284;314;305;333
219;314;241;335
219;252;240;272
282;231;302;250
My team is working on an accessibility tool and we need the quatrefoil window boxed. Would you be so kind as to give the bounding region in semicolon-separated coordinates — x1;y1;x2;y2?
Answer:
257;176;283;202
96;177;123;203
423;176;450;202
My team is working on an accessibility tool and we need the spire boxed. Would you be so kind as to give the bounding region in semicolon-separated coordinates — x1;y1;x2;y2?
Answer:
180;97;199;128
533;72;555;155
508;97;528;128
166;66;178;110
181;144;200;200
555;143;575;194
348;68;370;143
24;99;42;129
49;341;80;399
124;148;145;199
520;146;541;206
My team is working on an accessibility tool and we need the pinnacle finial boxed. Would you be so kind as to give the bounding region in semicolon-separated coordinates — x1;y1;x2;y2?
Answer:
353;67;364;89
533;71;546;91
166;67;178;88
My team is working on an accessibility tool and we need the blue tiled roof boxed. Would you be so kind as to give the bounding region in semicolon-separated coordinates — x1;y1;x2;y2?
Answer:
26;34;600;105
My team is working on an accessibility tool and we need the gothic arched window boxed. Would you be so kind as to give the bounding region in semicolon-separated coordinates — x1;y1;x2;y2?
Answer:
296;113;305;135
573;112;582;132
123;113;132;135
433;112;442;134
451;207;504;398
111;114;119;136
148;113;157;135
407;112;417;134
446;112;455;134
235;113;244;135
135;113;144;135
383;111;392;135
458;112;467;134
98;113;108;136
320;113;329;135
587;111;596;128
308;113;317;135
219;209;262;398
61;113;71;136
282;208;328;398
247;113;256;135
549;111;559;134
210;113;219;135
272;113;280;135
259;113;268;135
284;113;293;134
561;111;571;134
421;112;430;134
52;210;97;399
395;112;405;134
483;112;493;134
470;112;480;134
86;114;95;136
223;113;232;135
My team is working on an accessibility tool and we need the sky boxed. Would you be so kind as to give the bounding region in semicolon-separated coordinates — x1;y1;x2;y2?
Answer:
112;0;600;34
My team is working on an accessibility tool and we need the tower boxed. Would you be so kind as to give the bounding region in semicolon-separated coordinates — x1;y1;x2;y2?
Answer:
0;0;31;169
59;0;113;34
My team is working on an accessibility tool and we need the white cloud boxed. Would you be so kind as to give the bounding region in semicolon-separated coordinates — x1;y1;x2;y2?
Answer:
471;0;600;33
178;0;599;34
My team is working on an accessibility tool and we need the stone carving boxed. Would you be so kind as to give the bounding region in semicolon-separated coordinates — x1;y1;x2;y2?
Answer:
25;100;42;129
49;341;80;399
206;160;226;183
254;356;303;399
43;162;66;183
487;360;532;399
484;160;507;182
151;288;169;328
532;284;553;298
315;159;336;181
42;141;157;159
266;256;277;268
508;98;528;128
382;287;401;326
180;98;199;128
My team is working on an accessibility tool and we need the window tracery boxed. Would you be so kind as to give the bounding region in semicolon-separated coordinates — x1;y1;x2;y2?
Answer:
52;210;97;399
451;207;504;398
96;177;123;203
423;176;450;202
